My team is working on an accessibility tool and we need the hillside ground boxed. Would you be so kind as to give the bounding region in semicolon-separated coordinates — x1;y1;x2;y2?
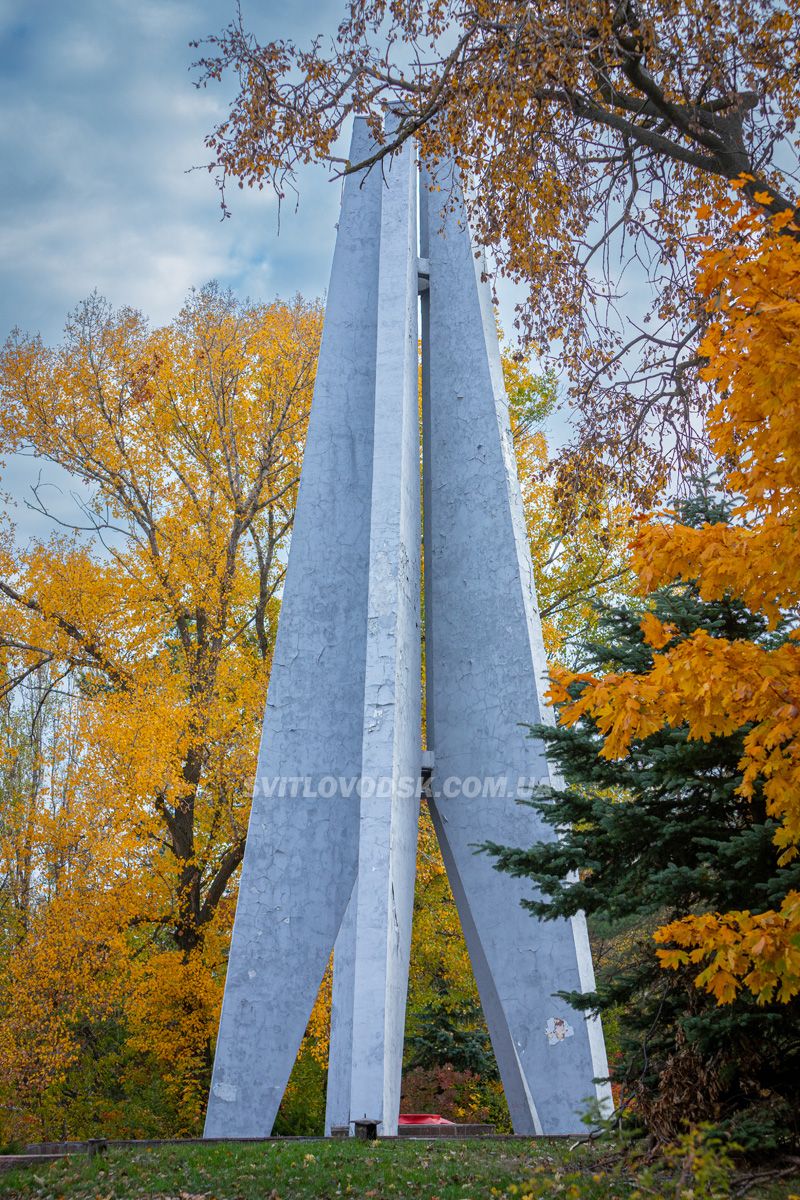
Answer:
1;1136;799;1200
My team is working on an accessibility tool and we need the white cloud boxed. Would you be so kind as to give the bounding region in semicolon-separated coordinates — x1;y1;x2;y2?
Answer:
0;0;343;336
0;0;345;540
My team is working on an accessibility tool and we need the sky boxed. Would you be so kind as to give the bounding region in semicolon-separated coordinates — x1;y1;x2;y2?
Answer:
0;0;349;538
0;0;347;340
0;0;544;544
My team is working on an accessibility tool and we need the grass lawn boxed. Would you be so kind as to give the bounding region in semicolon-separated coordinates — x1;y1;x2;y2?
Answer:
0;1138;798;1200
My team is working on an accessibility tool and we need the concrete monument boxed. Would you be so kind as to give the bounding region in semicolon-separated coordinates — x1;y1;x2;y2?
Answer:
204;118;612;1140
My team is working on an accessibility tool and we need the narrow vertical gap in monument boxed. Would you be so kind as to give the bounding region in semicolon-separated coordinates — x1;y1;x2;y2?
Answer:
272;964;332;1135
401;814;512;1129
419;168;432;757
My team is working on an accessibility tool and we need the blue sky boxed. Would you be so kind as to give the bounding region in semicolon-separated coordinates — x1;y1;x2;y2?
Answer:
0;0;348;343
0;0;352;536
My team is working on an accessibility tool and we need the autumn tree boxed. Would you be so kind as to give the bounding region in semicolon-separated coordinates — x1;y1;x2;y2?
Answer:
506;363;632;663
0;663;79;962
401;805;509;1127
193;0;800;500
0;284;321;1138
546;206;800;1011
489;486;800;1150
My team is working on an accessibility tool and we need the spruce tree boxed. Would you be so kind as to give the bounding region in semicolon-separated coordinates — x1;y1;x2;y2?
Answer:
488;488;800;1150
406;998;498;1078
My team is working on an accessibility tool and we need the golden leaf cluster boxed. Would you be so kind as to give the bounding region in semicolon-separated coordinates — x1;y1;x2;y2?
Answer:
549;205;800;1005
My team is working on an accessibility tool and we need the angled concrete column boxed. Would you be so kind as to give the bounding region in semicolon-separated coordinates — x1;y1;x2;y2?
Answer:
349;133;421;1135
204;118;382;1137
327;133;422;1137
422;167;612;1134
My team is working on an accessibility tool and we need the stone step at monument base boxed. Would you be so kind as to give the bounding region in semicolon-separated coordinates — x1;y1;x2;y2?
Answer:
24;1141;95;1154
0;1153;73;1173
396;1122;495;1138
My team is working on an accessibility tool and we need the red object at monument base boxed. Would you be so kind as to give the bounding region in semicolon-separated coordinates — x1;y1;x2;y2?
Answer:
398;1114;455;1125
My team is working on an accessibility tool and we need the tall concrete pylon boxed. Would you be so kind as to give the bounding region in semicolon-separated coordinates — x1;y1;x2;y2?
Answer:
204;119;612;1140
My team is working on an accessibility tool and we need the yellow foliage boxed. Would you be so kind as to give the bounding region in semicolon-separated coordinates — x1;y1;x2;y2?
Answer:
655;894;800;1006
549;209;800;1004
504;356;633;658
408;807;476;1021
0;285;321;1137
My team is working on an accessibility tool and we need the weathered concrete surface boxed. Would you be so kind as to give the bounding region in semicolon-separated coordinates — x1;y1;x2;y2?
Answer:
327;133;422;1137
204;118;381;1138
207;127;609;1139
422;167;612;1134
349;133;421;1135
